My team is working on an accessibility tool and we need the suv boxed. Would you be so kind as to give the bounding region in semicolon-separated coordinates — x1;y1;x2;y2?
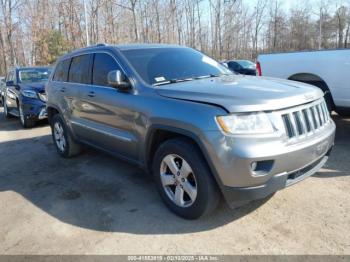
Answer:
3;67;52;127
46;44;335;219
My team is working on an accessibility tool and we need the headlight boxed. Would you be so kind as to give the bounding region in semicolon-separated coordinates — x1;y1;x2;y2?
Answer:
38;93;47;102
21;90;38;99
216;112;275;135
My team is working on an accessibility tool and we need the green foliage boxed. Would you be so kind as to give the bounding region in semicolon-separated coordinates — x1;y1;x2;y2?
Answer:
36;30;71;65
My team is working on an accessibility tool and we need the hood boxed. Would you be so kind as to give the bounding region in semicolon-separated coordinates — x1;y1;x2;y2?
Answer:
155;75;323;113
19;81;46;93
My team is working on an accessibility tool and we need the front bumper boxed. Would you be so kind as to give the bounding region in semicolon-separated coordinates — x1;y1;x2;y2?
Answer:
221;150;331;208
21;97;47;120
203;118;336;207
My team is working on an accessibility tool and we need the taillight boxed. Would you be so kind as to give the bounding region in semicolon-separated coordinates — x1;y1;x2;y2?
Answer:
256;61;262;76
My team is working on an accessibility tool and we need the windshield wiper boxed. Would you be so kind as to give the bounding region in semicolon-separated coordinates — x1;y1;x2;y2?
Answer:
153;77;195;86
153;73;231;87
194;74;220;79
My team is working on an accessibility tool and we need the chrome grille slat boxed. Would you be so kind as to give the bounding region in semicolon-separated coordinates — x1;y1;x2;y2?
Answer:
321;102;329;122
311;106;320;128
317;104;324;125
289;113;299;136
302;109;311;132
297;111;307;134
281;100;330;140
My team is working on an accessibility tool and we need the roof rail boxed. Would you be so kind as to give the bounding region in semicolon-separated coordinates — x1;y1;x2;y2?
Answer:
94;43;108;47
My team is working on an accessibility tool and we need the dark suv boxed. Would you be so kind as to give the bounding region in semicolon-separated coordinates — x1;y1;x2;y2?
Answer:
3;67;52;127
46;44;335;219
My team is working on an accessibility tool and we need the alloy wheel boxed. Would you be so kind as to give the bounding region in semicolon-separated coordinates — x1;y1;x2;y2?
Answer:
54;122;66;152
160;154;197;207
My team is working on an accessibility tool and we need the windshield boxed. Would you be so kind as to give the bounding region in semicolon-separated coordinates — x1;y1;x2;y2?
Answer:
19;68;52;83
236;60;255;69
121;47;232;85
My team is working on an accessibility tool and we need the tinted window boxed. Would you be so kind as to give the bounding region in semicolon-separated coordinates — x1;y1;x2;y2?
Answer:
7;71;14;82
236;60;255;69
92;53;120;86
228;62;240;71
53;59;71;82
68;54;92;84
121;48;231;85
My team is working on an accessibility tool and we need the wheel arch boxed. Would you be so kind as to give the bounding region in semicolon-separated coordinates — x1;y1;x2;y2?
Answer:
288;73;331;94
144;125;224;188
288;73;335;110
46;105;61;125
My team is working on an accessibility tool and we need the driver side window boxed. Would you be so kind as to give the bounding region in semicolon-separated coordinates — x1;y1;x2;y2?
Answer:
92;53;121;87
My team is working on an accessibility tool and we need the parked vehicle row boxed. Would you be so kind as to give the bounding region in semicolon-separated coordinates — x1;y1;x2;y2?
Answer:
41;44;335;219
1;67;52;127
257;49;350;116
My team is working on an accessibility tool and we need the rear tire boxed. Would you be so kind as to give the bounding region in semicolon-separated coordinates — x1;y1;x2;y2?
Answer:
152;138;220;219
336;108;350;117
51;114;81;158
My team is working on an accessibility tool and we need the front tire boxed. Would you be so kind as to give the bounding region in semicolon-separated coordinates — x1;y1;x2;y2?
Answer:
152;138;220;219
3;97;12;119
19;104;35;128
51;114;81;158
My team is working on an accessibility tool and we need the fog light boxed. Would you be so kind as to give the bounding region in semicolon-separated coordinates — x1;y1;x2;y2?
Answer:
251;161;257;171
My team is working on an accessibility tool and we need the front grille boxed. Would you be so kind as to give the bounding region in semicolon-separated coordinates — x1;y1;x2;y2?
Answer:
281;100;330;139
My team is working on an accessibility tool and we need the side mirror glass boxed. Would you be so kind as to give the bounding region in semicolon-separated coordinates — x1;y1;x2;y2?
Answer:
6;80;14;86
107;70;131;91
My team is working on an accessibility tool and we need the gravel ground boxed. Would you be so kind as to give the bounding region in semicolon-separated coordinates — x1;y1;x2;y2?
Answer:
0;108;349;255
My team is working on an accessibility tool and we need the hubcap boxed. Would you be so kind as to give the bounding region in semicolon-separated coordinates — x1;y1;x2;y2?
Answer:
54;122;66;152
160;154;197;207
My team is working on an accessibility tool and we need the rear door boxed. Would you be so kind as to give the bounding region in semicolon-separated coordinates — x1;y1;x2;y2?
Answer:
72;52;139;161
64;54;94;136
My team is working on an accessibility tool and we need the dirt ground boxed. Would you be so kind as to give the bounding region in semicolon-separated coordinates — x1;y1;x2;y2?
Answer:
0;107;349;255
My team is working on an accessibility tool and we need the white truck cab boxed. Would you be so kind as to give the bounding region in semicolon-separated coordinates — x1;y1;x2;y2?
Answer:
257;49;350;116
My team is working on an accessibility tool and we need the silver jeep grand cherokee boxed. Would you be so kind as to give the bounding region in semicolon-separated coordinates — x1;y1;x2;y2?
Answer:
46;44;335;219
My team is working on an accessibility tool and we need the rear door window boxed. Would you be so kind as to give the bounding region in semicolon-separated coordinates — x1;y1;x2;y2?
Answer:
92;53;121;87
68;54;93;84
53;59;71;82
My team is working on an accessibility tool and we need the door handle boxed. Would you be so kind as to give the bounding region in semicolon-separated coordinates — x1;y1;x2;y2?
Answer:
87;91;95;97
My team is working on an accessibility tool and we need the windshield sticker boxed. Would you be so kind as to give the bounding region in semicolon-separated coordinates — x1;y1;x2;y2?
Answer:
155;76;166;82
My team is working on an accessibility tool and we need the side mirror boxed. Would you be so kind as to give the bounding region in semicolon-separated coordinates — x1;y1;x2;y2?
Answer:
6;80;14;86
107;70;131;91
